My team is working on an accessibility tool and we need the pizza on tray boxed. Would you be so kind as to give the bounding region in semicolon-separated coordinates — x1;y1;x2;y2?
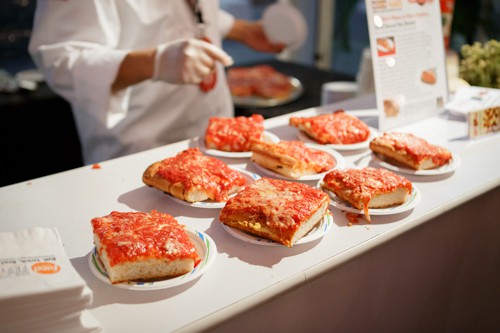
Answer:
227;65;294;99
91;210;200;284
251;140;336;179
142;148;247;203
204;114;265;152
321;167;412;222
219;178;329;247
289;110;371;145
369;132;453;170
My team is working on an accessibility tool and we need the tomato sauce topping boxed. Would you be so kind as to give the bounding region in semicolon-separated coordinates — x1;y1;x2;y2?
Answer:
221;178;328;231
377;132;452;166
91;210;200;267
205;114;265;152
323;167;412;217
290;110;370;144
157;148;246;202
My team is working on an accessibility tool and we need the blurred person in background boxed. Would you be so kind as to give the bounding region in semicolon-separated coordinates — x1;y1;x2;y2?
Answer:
29;0;283;164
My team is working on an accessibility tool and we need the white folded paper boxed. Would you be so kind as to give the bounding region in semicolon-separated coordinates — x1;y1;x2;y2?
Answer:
0;227;101;333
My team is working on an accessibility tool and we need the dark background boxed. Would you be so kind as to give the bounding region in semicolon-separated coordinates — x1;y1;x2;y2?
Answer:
1;0;498;187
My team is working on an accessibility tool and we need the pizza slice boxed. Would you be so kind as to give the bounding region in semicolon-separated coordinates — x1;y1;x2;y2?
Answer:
204;114;265;152
321;167;412;222
91;210;200;284
369;132;453;170
289;110;370;144
251;140;336;179
219;178;329;247
142;148;247;202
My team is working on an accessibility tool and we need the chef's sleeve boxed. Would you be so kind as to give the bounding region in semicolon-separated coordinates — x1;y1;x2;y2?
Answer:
28;0;128;128
217;9;235;38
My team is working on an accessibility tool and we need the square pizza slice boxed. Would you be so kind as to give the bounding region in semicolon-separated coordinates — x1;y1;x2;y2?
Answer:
204;114;265;152
321;167;412;221
289;110;370;144
91;210;200;284
219;178;329;247
251;140;336;179
369;132;453;170
142;148;247;202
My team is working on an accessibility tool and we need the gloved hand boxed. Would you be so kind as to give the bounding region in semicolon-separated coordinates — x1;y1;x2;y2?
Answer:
153;38;233;84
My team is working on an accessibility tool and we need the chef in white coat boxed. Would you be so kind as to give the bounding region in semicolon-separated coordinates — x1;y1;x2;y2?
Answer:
29;0;283;164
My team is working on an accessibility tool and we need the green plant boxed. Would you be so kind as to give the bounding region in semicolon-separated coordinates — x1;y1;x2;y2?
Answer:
459;40;500;88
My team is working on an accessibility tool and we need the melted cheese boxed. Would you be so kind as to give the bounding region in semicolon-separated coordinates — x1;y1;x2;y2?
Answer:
220;178;328;231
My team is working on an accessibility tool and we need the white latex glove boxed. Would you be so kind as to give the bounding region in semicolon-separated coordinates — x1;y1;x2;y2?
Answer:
153;38;233;84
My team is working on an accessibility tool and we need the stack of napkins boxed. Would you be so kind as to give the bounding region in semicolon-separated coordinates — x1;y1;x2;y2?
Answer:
0;228;101;333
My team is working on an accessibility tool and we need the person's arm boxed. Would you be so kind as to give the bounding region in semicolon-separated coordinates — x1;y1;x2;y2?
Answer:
111;39;233;92
225;19;285;53
111;48;156;93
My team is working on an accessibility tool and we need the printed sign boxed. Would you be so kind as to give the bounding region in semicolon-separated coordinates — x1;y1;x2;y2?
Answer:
365;0;449;130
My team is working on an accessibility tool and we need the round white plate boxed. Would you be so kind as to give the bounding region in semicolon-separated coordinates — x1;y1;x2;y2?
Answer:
221;211;333;247
251;144;346;181
325;186;421;216
88;227;217;290
199;131;280;158
262;3;308;51
166;168;261;209
372;152;461;176
232;76;304;108
297;127;377;151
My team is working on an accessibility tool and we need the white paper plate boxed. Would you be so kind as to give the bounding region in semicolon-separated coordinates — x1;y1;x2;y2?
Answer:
251;144;346;181
297;127;378;151
166;168;261;209
372;152;461;176
221;211;333;247
88;227;216;290
199;131;280;158
232;76;304;108
325;186;421;216
262;3;308;51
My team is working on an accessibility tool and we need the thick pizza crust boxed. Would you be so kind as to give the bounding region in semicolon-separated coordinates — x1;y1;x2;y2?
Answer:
91;211;199;284
142;149;246;203
221;200;329;247
94;235;194;284
142;162;211;202
369;134;452;170
251;142;312;179
321;168;412;221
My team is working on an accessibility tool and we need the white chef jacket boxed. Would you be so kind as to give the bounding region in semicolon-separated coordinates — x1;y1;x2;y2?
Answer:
29;0;235;164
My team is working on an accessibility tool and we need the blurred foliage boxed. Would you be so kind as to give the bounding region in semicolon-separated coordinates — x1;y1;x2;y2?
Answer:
459;40;500;88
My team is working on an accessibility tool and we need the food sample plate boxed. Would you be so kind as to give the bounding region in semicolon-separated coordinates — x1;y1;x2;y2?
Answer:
372;152;461;176
251;144;346;181
297;127;378;151
325;186;421;216
199;131;280;158
221;211;333;246
232;76;304;108
88;227;216;290
166;168;261;209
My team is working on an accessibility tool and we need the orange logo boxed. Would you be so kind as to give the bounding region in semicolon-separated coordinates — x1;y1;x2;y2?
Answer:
31;262;61;274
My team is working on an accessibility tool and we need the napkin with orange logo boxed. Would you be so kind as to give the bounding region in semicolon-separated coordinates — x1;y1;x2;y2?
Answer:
0;228;101;332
